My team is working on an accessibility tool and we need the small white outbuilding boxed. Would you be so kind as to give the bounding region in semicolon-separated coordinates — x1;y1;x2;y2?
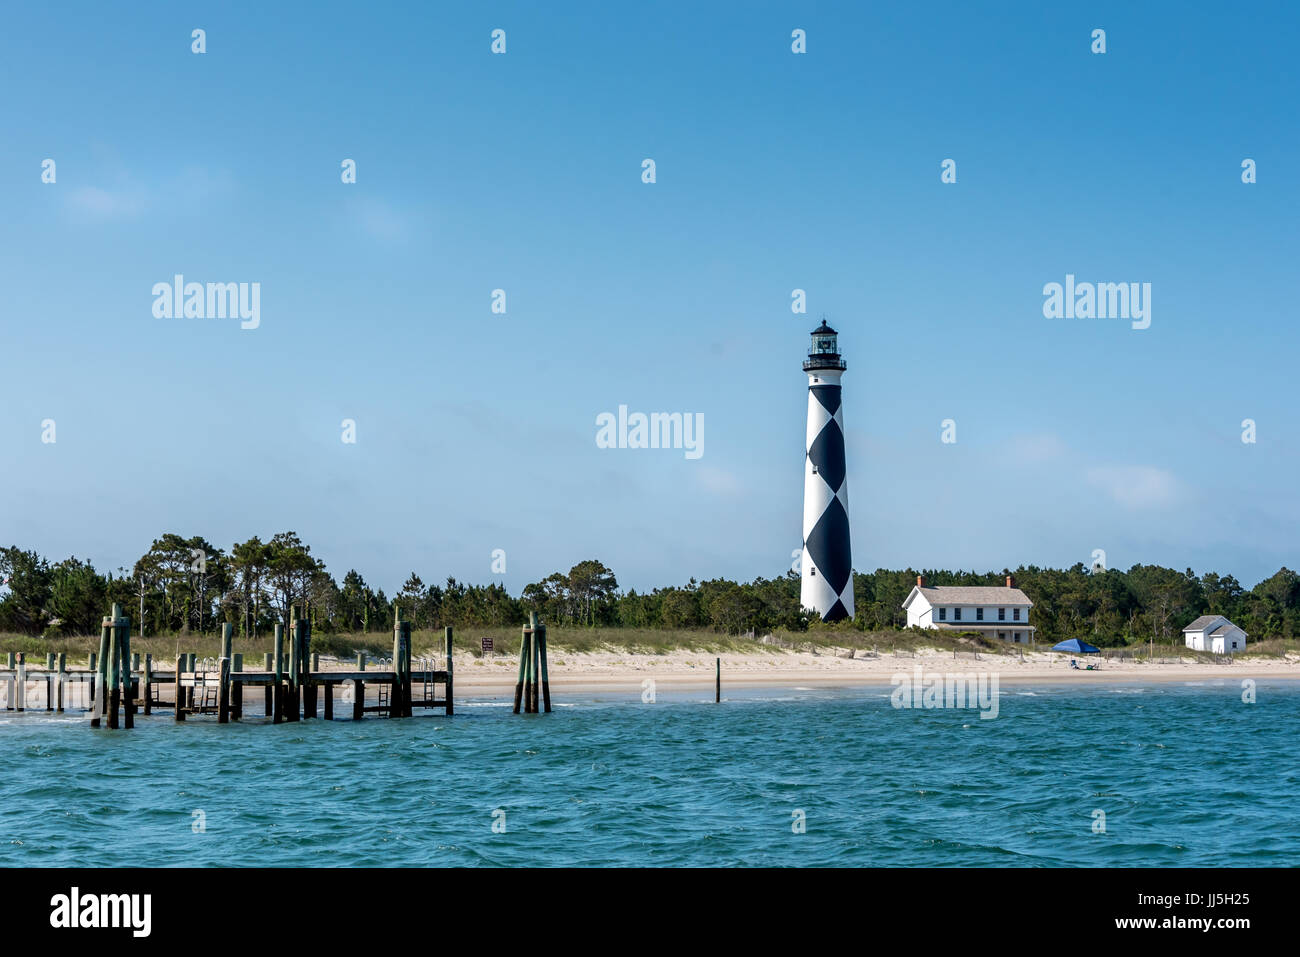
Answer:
1182;615;1247;653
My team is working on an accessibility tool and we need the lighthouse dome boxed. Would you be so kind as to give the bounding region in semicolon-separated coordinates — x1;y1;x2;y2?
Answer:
803;320;846;372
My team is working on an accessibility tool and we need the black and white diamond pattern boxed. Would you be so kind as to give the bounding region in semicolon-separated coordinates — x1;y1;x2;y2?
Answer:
801;381;853;621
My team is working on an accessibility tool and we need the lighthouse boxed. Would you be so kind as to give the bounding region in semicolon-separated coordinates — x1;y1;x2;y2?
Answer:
801;320;854;622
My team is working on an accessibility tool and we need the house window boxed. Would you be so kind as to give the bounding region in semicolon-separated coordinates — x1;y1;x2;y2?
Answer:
938;607;946;621
998;607;1005;621
1014;632;1021;642
998;631;1006;640
1013;608;1021;621
954;608;962;621
976;608;984;621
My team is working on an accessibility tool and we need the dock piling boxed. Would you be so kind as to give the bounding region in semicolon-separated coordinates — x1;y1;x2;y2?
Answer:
117;607;133;729
217;656;231;724
174;654;186;721
232;653;243;719
538;620;551;713
106;609;121;729
444;626;454;716
513;618;530;714
272;624;284;724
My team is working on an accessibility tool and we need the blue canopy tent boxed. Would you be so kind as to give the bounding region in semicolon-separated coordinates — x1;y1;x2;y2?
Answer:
1052;638;1100;654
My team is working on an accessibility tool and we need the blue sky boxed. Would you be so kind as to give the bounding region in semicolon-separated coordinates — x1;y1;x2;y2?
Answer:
1;1;1297;594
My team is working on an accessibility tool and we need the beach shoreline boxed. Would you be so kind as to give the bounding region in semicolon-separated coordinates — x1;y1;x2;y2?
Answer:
448;649;1300;696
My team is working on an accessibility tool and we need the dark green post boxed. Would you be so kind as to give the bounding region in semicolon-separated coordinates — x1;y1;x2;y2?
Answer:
513;618;531;714
392;614;411;718
538;620;551;713
232;653;243;719
217;655;231;724
92;618;111;727
142;653;152;715
444;625;454;716
106;606;121;729
56;653;66;713
287;613;301;722
300;616;316;719
272;623;285;724
117;609;133;729
716;657;721;703
174;654;186;721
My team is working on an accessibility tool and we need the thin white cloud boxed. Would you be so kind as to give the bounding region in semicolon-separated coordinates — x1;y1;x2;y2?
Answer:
1085;465;1184;509
64;185;144;220
350;197;413;241
1006;432;1068;465
697;465;742;495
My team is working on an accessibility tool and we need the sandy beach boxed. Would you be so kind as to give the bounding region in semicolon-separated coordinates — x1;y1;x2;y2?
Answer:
448;647;1300;696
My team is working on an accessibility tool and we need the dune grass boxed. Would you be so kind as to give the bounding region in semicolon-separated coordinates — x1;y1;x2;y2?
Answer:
2;627;1296;665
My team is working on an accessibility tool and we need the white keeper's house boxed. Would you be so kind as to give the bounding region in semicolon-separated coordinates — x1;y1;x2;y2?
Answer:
902;575;1036;644
1182;615;1247;653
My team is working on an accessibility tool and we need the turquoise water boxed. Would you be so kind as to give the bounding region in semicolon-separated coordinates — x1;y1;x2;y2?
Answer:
2;681;1296;867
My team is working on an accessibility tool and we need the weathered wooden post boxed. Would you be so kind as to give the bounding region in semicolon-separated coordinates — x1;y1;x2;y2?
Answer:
117;608;133;729
356;652;366;671
444;625;454;716
536;621;551;713
716;657;721;703
232;653;243;719
287;613;301;722
513;618;531;714
56;653;66;713
301;617;316;719
174;654;186;721
392;613;411;718
352;678;364;720
5;652;12;669
15;653;25;713
91;618;111;727
142;654;152;715
522;616;536;714
217;656;231;724
262;652;272;715
272;623;285;724
529;614;542;713
323;680;333;720
106;611;121;729
185;653;196;713
45;653;54;712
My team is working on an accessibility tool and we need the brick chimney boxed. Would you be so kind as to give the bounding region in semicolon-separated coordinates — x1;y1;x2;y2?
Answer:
1006;575;1015;588
917;574;925;587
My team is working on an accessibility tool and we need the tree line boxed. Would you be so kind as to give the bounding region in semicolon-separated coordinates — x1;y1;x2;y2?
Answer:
1;536;1297;645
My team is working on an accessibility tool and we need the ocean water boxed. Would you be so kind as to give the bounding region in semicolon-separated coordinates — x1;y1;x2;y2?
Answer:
1;682;1296;867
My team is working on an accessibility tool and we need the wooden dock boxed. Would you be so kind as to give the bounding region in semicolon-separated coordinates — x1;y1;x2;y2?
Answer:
0;605;455;725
